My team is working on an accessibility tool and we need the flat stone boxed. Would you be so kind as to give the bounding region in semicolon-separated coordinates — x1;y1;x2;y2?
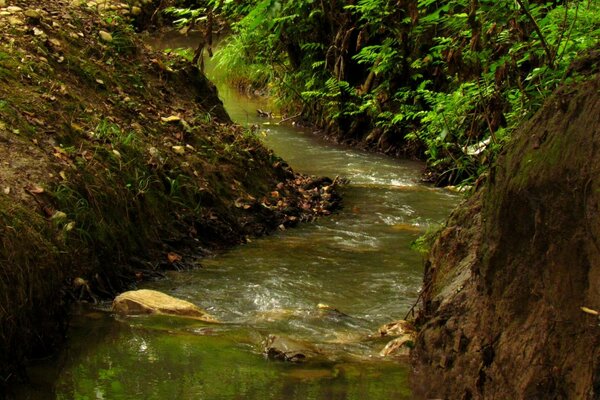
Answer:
112;289;218;322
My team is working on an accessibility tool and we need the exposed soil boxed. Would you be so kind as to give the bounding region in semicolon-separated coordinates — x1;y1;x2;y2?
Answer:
0;0;340;387
411;65;600;398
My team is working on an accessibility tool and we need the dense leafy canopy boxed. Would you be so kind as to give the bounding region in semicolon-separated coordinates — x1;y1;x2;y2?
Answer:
168;0;599;185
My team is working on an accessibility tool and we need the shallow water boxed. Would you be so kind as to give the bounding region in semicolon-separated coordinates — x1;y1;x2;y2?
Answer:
12;35;459;400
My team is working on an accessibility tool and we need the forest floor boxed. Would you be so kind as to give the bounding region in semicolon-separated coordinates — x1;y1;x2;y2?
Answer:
0;0;341;386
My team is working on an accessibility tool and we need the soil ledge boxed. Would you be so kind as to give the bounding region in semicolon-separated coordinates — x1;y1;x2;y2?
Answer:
0;0;340;386
412;67;600;399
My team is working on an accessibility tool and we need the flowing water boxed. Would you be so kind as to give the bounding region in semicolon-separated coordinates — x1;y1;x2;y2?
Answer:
13;35;459;400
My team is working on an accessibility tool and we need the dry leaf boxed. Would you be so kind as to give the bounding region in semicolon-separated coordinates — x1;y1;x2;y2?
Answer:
581;306;599;316
172;145;185;155
30;186;45;194
167;252;182;263
3;187;10;195
161;115;181;123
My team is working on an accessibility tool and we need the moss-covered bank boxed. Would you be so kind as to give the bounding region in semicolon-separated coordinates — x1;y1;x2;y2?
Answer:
412;56;600;399
0;0;339;385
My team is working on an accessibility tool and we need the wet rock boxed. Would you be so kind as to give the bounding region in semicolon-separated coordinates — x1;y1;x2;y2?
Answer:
112;289;217;322
263;334;321;363
378;319;416;337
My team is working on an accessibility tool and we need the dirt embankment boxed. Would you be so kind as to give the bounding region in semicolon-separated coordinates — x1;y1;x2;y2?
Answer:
412;61;600;398
0;0;340;385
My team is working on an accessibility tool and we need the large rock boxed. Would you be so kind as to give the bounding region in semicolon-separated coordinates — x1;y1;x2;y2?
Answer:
112;289;217;322
412;70;600;398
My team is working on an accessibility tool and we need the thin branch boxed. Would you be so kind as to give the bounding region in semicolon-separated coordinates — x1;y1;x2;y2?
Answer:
514;0;555;68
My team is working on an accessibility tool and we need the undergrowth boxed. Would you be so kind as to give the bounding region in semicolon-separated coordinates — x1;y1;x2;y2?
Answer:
166;0;600;185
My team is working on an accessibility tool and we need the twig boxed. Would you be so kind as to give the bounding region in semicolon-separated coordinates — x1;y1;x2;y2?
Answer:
278;113;302;125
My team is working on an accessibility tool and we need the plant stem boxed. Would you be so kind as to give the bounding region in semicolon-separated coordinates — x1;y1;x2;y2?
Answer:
514;0;555;68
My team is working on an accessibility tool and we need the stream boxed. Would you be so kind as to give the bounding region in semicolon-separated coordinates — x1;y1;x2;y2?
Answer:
13;36;459;400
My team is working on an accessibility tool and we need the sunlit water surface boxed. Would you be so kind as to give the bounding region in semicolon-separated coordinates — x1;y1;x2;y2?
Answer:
12;34;459;400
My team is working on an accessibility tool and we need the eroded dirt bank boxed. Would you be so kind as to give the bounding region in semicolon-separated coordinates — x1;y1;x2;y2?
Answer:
0;0;339;385
412;62;600;399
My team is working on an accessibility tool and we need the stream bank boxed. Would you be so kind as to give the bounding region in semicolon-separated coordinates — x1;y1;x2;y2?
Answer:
0;0;339;386
7;26;460;400
412;56;600;399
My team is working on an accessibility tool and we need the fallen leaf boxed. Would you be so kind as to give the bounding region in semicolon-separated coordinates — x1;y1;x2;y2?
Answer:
51;211;67;221
171;145;185;155
581;306;599;316
167;252;182;263
161;115;181;123
3;187;10;194
30;186;45;194
98;30;112;42
59;171;67;180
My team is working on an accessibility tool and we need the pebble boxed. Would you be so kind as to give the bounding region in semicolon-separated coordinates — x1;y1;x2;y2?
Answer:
131;6;141;16
24;9;41;19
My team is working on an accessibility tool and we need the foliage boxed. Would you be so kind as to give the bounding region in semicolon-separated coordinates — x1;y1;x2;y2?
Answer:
170;0;600;184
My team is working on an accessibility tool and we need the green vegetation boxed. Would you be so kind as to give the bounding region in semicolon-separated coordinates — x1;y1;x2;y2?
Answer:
0;0;337;383
168;0;599;184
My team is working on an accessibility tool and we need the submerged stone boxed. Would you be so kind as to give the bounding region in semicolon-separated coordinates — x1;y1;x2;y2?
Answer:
112;289;218;322
263;334;321;363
